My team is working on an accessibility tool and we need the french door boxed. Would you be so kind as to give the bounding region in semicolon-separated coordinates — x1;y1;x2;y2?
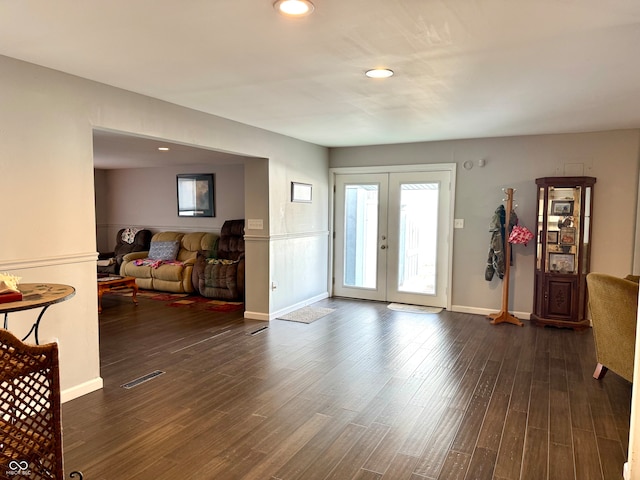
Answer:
333;170;452;308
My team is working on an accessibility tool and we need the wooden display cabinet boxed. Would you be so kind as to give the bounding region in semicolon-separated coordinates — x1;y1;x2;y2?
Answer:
530;176;596;330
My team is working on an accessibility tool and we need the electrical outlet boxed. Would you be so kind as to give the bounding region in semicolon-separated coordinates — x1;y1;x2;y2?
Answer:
454;219;464;229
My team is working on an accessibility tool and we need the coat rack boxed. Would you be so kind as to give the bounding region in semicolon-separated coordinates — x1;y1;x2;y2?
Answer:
488;187;523;327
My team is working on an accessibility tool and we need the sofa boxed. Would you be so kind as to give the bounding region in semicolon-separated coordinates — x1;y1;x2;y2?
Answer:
120;231;217;293
97;228;152;275
192;219;245;301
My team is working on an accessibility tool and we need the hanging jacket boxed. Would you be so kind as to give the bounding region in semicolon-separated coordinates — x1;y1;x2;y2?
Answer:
485;205;518;281
485;205;506;280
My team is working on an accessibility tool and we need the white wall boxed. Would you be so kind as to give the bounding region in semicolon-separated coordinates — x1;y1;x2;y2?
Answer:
0;54;329;400
95;163;245;251
330;130;640;316
266;142;331;317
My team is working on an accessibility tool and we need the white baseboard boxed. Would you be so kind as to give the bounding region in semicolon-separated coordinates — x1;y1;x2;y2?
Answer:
250;292;329;321
248;301;531;322
269;292;329;320
61;377;104;403
451;305;531;320
244;311;270;321
624;462;630;480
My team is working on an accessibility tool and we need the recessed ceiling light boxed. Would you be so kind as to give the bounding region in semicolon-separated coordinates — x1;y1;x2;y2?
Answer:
365;68;394;79
274;0;315;17
158;147;170;151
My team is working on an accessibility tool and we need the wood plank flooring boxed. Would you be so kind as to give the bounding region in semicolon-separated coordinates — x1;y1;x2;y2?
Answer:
62;294;632;479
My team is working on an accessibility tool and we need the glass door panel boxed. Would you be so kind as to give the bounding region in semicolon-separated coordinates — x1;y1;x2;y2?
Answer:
343;184;379;289
396;182;438;295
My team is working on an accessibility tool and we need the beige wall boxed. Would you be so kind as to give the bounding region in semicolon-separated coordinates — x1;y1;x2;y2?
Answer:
0;54;329;400
330;130;640;315
95;163;246;252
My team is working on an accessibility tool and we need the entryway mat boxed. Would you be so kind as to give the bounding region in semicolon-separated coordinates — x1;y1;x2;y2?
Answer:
387;303;443;314
277;306;335;324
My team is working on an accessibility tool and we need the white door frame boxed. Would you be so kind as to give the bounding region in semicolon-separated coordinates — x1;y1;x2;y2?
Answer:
329;163;457;311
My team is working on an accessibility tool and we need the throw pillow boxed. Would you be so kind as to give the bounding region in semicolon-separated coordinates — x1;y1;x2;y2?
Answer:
148;240;180;261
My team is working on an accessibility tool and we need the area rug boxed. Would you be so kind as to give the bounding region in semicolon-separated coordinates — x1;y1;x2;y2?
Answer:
387;303;443;314
277;306;335;324
166;297;244;312
107;289;244;312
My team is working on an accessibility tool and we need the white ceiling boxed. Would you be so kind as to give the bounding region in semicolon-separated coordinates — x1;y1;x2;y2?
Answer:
3;1;640;167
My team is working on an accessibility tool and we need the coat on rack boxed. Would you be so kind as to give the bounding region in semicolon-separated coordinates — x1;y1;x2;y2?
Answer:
485;204;518;281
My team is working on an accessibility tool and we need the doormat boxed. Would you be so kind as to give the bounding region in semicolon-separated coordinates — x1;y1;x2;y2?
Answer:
277;306;335;324
387;303;443;314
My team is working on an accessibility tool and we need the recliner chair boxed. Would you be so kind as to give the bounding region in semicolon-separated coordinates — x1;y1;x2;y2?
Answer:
97;228;152;275
193;219;245;301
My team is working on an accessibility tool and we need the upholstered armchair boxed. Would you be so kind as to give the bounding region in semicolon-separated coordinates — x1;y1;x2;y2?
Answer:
97;228;152;275
193;219;245;301
586;272;638;382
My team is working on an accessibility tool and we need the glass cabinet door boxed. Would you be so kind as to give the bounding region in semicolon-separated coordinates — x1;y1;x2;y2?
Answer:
544;186;581;274
536;187;544;271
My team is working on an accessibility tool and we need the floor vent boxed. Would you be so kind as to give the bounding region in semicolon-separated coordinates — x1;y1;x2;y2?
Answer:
249;326;269;336
121;370;165;389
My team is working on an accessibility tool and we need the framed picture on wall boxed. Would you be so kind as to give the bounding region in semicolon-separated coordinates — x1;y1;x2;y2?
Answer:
291;182;312;203
177;173;215;217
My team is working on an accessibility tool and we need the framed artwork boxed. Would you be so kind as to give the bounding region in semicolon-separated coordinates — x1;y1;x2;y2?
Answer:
551;200;574;216
560;227;576;245
549;253;575;273
291;182;312;203
546;231;559;244
177;173;215;217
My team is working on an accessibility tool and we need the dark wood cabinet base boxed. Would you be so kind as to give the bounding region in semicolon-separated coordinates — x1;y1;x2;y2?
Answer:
530;313;590;331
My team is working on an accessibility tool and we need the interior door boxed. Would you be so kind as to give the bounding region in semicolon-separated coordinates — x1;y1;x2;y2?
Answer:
333;170;451;307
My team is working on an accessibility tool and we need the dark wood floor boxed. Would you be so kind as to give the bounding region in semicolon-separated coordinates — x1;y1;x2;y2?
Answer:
63;294;632;479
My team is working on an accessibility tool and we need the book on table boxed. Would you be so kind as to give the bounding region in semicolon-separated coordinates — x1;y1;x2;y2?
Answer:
0;291;23;304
